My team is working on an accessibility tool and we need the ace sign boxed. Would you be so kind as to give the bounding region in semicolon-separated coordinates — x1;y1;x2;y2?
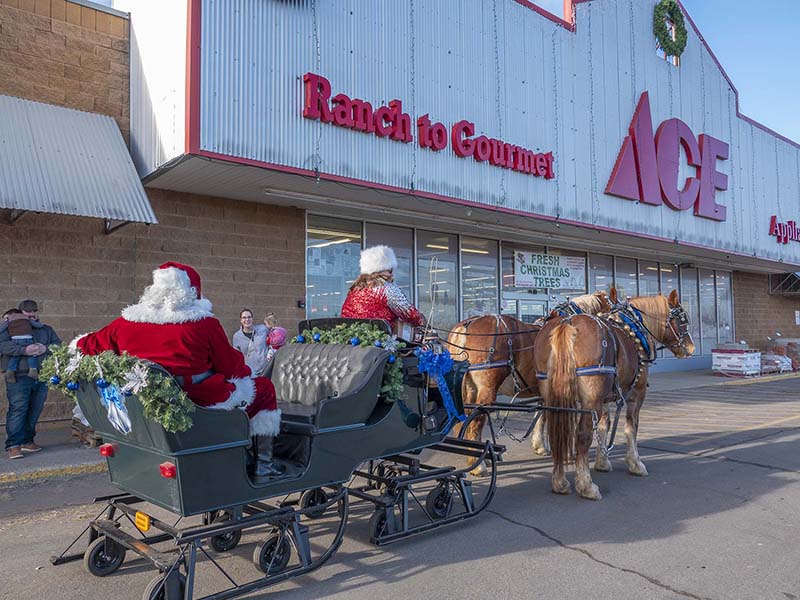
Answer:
514;251;586;290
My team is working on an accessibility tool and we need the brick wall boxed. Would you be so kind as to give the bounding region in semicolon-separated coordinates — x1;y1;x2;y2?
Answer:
732;271;800;349
0;190;306;424
0;0;129;139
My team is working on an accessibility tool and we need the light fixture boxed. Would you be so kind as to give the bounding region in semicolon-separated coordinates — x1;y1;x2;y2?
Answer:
461;248;490;254
426;244;450;250
308;237;352;249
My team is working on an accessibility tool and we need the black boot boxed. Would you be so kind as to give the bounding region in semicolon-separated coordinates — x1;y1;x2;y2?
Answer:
253;436;285;479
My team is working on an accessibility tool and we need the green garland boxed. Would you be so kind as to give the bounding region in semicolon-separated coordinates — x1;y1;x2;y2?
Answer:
654;0;688;58
293;322;406;402
40;345;195;433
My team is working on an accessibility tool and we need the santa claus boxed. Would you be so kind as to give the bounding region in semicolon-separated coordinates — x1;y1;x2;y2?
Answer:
340;245;425;327
74;262;283;478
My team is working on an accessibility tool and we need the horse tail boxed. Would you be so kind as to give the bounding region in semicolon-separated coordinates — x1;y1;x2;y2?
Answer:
545;321;579;468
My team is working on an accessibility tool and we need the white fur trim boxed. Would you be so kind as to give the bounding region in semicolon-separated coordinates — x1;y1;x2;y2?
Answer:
122;298;214;324
69;333;90;353
360;245;398;275
249;408;282;436
205;377;256;411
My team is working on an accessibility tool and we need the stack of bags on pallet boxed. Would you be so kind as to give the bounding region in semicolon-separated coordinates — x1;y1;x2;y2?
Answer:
761;340;796;374
786;342;800;371
711;343;760;377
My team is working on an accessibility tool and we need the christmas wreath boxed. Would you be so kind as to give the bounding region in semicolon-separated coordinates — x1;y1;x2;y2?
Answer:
41;345;195;433
653;0;688;58
293;322;406;402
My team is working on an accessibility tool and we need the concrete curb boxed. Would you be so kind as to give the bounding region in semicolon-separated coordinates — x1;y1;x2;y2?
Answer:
716;372;800;386
0;462;106;485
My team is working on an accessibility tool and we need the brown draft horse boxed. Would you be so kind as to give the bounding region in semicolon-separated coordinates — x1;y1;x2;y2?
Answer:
446;292;612;476
534;289;695;500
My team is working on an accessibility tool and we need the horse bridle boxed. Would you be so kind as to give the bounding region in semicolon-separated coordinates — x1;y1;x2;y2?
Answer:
662;304;692;354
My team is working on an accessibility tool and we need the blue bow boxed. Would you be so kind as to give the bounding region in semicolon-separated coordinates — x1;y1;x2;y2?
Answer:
414;347;465;425
99;383;132;435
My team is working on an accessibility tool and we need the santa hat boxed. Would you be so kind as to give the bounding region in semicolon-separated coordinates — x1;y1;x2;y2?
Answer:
157;262;202;299
359;245;397;275
121;262;213;324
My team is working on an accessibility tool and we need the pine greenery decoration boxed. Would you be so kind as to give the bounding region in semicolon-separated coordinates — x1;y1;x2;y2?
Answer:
40;345;195;433
654;0;688;58
293;322;406;402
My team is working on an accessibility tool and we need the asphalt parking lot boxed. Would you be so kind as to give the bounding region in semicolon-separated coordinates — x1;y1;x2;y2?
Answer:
2;377;799;600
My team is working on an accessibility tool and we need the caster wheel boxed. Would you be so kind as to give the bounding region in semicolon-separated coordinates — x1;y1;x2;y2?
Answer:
142;572;186;600
209;511;241;552
425;483;453;520
83;536;126;577
367;508;401;541
300;488;329;519
253;534;292;574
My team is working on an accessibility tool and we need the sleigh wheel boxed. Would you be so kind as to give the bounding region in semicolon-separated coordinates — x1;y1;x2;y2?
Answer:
142;572;186;600
83;536;126;577
300;488;329;519
209;511;241;553
253;534;292;574
425;483;453;520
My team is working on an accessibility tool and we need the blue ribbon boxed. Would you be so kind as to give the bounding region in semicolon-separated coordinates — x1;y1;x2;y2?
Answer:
414;347;465;424
98;383;132;435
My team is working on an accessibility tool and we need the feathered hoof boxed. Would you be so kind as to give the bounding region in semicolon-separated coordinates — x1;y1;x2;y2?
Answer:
469;461;490;478
532;444;551;457
551;476;571;495
593;456;613;472
626;458;649;477
577;482;602;501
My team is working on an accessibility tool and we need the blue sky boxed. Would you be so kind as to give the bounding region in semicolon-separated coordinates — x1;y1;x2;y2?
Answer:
532;0;800;142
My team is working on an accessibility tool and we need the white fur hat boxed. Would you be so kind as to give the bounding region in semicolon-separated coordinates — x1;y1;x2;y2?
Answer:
360;245;398;275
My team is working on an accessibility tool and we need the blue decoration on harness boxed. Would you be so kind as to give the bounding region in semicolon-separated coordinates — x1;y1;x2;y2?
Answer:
98;383;132;435
414;347;465;424
555;301;583;317
617;309;651;358
536;372;548;380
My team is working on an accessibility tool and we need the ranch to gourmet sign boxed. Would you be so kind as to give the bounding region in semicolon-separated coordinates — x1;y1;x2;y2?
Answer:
302;72;555;180
514;251;586;290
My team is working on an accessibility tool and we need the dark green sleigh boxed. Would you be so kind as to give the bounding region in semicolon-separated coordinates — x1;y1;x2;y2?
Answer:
73;321;466;517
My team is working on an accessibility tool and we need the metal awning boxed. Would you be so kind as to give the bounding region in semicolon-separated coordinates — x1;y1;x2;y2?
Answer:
0;94;157;231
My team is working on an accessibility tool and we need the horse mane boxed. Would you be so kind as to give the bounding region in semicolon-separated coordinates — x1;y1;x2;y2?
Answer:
629;294;669;338
570;291;610;315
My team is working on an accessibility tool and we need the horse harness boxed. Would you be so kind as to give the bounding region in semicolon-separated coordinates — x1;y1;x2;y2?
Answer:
533;305;658;454
455;314;537;396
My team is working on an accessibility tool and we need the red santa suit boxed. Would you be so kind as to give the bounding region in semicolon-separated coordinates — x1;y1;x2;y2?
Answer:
74;263;280;437
340;245;425;327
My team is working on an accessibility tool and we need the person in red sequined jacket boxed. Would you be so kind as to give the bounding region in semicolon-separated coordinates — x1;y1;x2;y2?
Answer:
340;246;425;327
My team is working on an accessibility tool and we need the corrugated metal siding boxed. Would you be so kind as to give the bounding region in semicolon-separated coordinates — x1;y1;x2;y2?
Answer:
0;95;157;223
120;0;187;178
198;0;800;265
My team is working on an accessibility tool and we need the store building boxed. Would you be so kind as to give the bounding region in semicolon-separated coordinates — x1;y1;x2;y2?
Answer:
1;0;799;423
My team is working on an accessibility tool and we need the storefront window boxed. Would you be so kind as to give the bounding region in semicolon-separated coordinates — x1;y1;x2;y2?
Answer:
615;257;638;299
700;268;717;353
639;261;660;296
461;237;499;317
679;267;701;353
547;247;587;303
417;231;458;329
660;264;678;296
588;254;613;294
500;242;547;320
716;271;733;344
365;223;414;302
306;215;362;318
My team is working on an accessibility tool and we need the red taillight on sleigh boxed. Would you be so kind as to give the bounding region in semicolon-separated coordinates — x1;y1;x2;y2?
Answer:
159;462;177;479
99;443;116;457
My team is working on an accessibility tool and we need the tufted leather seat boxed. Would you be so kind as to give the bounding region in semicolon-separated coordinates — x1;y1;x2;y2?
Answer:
271;344;388;428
